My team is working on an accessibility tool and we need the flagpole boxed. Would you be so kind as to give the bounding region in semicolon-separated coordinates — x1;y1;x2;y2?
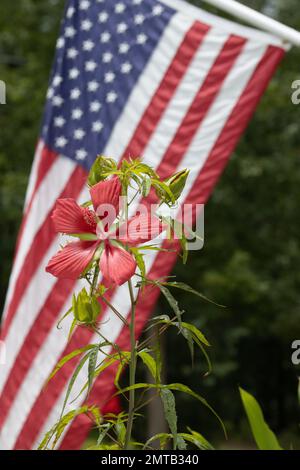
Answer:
201;0;300;47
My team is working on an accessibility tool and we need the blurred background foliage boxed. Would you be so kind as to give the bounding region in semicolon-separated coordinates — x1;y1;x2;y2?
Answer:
0;0;299;448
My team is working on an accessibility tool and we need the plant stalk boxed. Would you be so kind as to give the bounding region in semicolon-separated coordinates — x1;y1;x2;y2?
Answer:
90;264;100;296
124;279;137;449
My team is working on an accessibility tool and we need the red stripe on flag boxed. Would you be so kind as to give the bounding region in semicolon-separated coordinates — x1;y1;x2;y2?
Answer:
0;278;77;430
59;45;285;450
15;144;58;254
12;300;110;449
1;164;87;340
153;34;246;183
122;21;210;158
60;243;178;450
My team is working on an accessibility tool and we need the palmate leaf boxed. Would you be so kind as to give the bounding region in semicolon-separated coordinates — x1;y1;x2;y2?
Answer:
240;387;282;450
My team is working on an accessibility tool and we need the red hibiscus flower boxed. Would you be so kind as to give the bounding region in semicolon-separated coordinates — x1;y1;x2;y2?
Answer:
46;177;163;286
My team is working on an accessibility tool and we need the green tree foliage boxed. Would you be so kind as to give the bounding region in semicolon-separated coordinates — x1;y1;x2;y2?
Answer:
0;0;299;445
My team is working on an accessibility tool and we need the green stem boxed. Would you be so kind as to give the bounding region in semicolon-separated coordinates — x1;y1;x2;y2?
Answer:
90;264;99;296
124;279;137;449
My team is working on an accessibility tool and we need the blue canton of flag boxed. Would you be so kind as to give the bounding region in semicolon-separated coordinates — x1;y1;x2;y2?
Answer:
42;0;173;169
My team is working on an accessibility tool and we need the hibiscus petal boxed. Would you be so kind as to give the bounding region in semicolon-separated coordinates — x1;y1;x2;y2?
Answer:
46;241;99;279
99;243;136;286
52;199;97;235
90;177;122;220
118;214;165;245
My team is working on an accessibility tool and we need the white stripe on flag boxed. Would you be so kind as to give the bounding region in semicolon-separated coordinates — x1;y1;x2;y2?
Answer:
103;12;194;158
2;156;77;322
24;140;44;211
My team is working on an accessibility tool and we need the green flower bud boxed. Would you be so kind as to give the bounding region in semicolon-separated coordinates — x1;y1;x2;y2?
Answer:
88;155;118;186
164;169;189;202
72;288;101;324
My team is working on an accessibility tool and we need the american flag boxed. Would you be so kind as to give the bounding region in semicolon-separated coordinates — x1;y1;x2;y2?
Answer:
0;0;285;450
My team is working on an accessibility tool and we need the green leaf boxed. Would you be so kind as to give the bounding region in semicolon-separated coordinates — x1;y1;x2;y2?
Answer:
131;247;146;280
134;162;158;178
141;176;151;197
60;353;91;418
114;352;130;390
154;340;162;384
143;433;172;450
239;387;282;450
38;406;90;450
180;429;214;450
76;355;121;400
114;382;225;436
168;383;226;437
163;281;225;307
152;179;176;205
81;200;92;208
87;346;99;397
181;327;194;365
115;419;126;447
160;388;178;450
46;344;97;384
88;155;118;185
57;306;72;329
163;217;188;264
180;322;210;347
89;406;101;427
67;318;77;341
96;423;113;447
157;284;184;325
138;351;157;382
